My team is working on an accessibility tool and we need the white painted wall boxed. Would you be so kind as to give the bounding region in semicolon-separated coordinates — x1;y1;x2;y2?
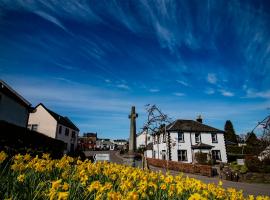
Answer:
170;132;193;163
136;131;153;149
28;104;79;153
146;150;153;158
28;105;57;138
0;91;29;127
153;131;227;163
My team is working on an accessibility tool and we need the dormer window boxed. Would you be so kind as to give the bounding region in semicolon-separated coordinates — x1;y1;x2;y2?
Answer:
195;133;201;143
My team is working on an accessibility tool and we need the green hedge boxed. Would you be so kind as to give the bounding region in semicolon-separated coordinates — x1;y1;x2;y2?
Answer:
0;120;64;158
226;145;263;155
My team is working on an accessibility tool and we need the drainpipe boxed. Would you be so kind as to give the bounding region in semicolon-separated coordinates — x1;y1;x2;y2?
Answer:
190;131;193;163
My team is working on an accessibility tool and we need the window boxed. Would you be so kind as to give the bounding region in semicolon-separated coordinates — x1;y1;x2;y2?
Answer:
212;150;221;161
178;150;187;161
163;133;166;143
211;133;218;143
153;151;156;158
65;128;69;136
27;125;31;130
71;131;76;138
178;132;184;142
195;133;201;143
64;143;68;150
58;125;62;134
31;124;38;132
70;144;74;152
147;136;151;141
161;150;166;160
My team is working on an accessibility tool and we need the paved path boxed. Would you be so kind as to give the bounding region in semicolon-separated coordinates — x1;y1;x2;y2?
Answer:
84;151;270;197
84;150;123;164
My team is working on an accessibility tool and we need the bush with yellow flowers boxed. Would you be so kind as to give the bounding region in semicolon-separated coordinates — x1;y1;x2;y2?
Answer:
0;151;269;200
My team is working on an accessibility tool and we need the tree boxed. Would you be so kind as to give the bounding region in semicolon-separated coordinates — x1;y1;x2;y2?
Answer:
246;132;260;146
224;120;237;144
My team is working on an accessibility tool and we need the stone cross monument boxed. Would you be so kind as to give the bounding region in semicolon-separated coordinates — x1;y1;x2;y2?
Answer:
128;106;138;153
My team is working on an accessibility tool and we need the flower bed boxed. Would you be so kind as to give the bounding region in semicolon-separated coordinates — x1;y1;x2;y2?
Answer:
147;158;213;177
0;151;269;200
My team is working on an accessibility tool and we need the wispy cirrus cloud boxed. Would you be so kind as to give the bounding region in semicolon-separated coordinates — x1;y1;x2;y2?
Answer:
116;84;130;90
34;11;68;32
149;89;160;93
246;89;270;99
205;88;215;95
176;80;189;87
219;89;234;97
207;73;217;84
173;92;185;97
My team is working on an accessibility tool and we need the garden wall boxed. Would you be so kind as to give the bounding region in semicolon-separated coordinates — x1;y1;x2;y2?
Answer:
147;158;213;177
0;120;65;158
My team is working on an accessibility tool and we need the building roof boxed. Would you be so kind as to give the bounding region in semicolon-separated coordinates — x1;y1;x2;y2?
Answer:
191;142;214;149
36;103;79;131
167;119;224;133
114;139;127;142
0;80;31;108
83;132;97;137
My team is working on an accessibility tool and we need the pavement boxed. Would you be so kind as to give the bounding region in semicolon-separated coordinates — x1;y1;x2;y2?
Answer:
84;150;270;197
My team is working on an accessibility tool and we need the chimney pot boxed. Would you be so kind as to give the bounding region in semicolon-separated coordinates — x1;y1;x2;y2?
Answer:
196;115;203;123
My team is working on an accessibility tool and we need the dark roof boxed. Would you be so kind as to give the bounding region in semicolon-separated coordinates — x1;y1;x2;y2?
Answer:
0;80;31;108
114;139;127;142
167;119;224;133
83;133;97;137
192;142;214;149
37;103;79;131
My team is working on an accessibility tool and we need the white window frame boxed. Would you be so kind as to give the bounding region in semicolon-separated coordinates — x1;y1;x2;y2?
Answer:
178;132;184;142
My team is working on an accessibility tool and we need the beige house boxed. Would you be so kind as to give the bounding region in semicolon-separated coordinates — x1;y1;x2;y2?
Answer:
28;103;79;153
0;80;31;127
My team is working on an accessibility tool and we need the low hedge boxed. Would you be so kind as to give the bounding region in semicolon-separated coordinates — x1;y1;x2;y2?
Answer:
147;158;213;177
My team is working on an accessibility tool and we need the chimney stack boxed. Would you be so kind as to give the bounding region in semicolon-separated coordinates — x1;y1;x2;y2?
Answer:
196;115;203;123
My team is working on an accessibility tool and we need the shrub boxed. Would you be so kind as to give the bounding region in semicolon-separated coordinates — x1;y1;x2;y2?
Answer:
240;165;248;174
245;156;261;172
195;152;208;165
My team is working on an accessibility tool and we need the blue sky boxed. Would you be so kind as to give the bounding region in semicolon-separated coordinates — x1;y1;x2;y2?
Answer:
0;0;270;139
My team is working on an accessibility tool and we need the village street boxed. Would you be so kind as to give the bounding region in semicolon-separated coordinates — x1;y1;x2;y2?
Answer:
84;150;270;197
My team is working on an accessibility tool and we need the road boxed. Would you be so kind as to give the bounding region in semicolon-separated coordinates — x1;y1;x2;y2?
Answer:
84;151;270;197
84;150;123;164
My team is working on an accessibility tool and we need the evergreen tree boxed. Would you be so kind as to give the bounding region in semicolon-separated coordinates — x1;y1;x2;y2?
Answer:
246;132;260;146
224;120;237;143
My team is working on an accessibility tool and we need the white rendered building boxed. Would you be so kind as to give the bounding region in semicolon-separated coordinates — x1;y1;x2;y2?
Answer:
152;117;227;163
136;130;153;158
28;103;79;153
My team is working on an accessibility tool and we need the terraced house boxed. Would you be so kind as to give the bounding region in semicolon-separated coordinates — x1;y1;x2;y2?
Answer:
152;116;227;163
28;103;79;153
